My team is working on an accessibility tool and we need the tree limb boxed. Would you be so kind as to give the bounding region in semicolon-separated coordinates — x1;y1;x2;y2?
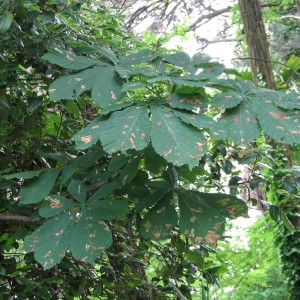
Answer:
187;7;231;32
0;215;41;222
279;15;300;20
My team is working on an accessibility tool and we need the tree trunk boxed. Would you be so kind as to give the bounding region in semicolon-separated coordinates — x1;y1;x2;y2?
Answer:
238;0;276;89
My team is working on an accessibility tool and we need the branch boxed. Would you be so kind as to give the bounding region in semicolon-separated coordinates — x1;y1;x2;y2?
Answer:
198;37;236;44
187;7;231;32
233;57;298;71
0;215;41;223
279;15;300;20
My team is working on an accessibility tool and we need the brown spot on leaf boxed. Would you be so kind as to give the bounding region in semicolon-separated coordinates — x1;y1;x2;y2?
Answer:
49;89;56;93
152;230;161;238
164;149;172;156
85;244;90;251
165;224;172;230
164;114;172;118
191;207;203;213
121;141;126;146
186;228;195;238
44;251;52;257
276;126;284;131
205;231;220;246
81;135;92;144
289;130;300;134
156;207;165;213
233;117;239;123
92;125;100;129
226;205;240;218
122;131;127;134
74;78;82;82
141;133;146;139
157;121;162;126
180;98;198;105
130;138;135;147
195;236;203;243
111;91;117;99
190;216;196;222
143;220;151;232
225;95;232;99
80;85;85;90
270;112;290;119
45;196;63;209
55;47;63;54
66;53;74;60
124;124;129;128
189;155;202;159
214;222;224;231
217;198;229;205
131;133;136;137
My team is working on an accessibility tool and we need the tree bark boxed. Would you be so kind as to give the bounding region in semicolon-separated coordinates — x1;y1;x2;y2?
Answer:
238;0;276;89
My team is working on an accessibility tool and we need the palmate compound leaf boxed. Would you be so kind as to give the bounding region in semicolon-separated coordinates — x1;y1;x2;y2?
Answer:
210;81;300;144
42;47;97;71
211;91;245;110
210;100;261;144
74;106;150;152
165;93;207;112
100;106;150;153
150;105;207;168
69;199;125;263
39;195;75;218
255;87;300;110
72;118;103;150
87;199;129;220
256;98;300;144
49;66;125;108
210;80;253;110
176;189;248;246
139;192;178;240
174;110;215;130
24;199;129;269
119;155;141;185
143;145;168;174
20;169;61;204
68;179;87;203
119;49;159;66
23;212;76;269
162;52;191;68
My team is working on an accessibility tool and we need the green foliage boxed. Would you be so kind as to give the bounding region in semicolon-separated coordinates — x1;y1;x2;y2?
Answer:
258;138;300;299
212;217;289;299
0;0;299;298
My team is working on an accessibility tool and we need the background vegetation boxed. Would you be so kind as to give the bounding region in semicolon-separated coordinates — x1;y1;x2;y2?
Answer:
0;0;299;299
